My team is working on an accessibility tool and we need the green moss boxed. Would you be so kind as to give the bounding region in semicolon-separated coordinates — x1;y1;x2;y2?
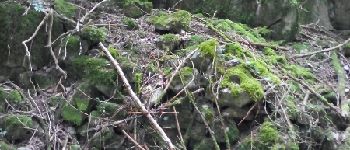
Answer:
0;88;22;104
212;19;265;43
66;35;80;51
122;1;152;18
108;46;119;58
187;35;205;46
198;39;218;58
96;101;119;116
258;121;280;147
246;60;280;84
61;103;83;125
225;42;247;58
80;26;107;45
227;123;240;142
122;17;139;30
263;47;277;56
54;0;77;18
71;56;116;86
150;10;192;32
221;65;264;101
285;65;315;80
4;114;33;129
285;96;299;119
160;34;180;43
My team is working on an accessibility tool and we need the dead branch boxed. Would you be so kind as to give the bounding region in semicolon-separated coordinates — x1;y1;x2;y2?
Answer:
99;43;175;149
122;130;146;150
46;8;67;78
22;12;50;71
292;37;350;58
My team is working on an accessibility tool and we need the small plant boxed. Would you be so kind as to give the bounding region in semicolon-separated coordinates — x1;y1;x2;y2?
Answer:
80;26;107;44
198;39;218;58
122;17;139;30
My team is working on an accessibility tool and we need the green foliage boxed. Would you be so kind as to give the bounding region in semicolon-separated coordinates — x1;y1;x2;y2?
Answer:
212;19;265;43
285;65;315;80
160;34;180;43
80;26;107;44
224;42;248;58
61;103;83;125
187;35;206;46
66;35;80;51
198;39;218;58
0;88;22;104
263;47;287;64
258;121;280;146
122;17;139;30
246;60;280;84
135;72;143;94
285;96;299;119
96;101;119;117
4;114;33;129
54;0;77;18
221;65;264;101
150;10;192;32
71;56;116;86
121;0;152;18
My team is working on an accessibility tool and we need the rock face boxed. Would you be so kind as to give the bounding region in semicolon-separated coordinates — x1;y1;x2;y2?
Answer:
153;0;350;40
329;0;350;30
0;3;65;82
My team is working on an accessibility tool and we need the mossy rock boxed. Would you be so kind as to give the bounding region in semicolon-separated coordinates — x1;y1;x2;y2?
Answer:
70;56;117;86
80;26;107;46
0;3;65;76
150;10;192;33
122;1;152;18
61;83;93;126
2;114;33;142
122;17;139;30
212;19;266;43
54;0;77;18
221;65;264;102
157;33;181;52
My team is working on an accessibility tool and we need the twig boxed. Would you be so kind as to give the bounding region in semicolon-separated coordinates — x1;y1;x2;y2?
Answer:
292;38;350;58
287;72;341;114
122;130;146;150
46;8;67;78
99;43;175;149
22;12;50;71
173;107;187;150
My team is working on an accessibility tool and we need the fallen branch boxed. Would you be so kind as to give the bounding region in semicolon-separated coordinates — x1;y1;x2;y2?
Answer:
292;38;350;58
22;12;50;71
99;43;175;149
287;72;341;114
122;130;146;150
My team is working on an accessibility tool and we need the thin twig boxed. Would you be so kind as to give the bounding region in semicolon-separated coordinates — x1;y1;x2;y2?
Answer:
122;130;146;150
292;38;350;58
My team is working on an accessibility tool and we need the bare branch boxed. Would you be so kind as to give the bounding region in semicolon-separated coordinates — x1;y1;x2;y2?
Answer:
99;43;175;149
